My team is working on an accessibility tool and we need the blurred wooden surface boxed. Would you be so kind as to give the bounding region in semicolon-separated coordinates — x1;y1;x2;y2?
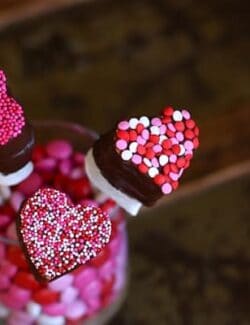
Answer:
0;0;87;30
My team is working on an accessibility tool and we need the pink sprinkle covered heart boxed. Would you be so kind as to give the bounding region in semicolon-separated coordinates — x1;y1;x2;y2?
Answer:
0;70;25;146
17;188;112;282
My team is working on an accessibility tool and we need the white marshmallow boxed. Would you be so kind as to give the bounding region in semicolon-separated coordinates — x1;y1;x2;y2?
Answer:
85;149;142;216
0;162;33;186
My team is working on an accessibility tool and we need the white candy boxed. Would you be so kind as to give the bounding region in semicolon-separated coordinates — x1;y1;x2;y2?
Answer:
159;155;169;166
129;118;139;129
85;149;142;216
148;167;159;178
121;150;132;161
27;301;42;318
129;142;138;153
37;314;65;325
173;110;183;121
139;116;150;127
143;158;152;167
150;126;160;135
0;303;10;318
178;144;185;156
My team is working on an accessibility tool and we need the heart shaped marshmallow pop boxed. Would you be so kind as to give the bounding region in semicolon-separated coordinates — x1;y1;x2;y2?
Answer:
18;188;112;282
86;106;199;216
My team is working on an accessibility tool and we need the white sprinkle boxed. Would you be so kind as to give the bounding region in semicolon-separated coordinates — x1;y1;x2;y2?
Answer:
129;142;138;153
178;144;185;156
143;158;152;167
159;135;167;144
121;150;132;161
129;118;139;129
159;155;169;166
139;116;150;127
148;167;159;178
173;110;183;121
150;126;160;135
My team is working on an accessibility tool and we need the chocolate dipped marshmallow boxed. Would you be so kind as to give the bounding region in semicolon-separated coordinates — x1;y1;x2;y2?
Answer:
0;70;34;187
86;107;199;216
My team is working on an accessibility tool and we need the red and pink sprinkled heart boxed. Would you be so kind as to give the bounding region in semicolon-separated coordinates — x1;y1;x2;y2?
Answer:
115;107;199;194
0;70;25;146
18;188;112;282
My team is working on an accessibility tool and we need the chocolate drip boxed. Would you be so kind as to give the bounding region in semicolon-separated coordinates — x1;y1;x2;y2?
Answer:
0;120;35;174
93;131;162;206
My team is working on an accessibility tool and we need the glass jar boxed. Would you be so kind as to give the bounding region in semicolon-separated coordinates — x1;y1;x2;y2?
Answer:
0;121;128;325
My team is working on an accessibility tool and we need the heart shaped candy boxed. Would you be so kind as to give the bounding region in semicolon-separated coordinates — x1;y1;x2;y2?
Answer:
115;107;199;195
0;70;25;146
17;188;112;282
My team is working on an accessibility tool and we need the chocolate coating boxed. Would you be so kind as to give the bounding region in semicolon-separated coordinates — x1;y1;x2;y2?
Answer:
93;131;162;206
0;119;35;174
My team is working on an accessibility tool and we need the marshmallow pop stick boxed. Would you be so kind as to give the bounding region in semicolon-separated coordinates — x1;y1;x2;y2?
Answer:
86;107;200;216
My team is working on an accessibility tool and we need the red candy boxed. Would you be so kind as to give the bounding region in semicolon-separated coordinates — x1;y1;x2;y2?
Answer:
33;289;60;305
13;272;41;291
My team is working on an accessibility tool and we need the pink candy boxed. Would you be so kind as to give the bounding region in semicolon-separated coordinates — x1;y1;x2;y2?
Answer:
49;274;73;292
65;300;87;320
46;140;73;160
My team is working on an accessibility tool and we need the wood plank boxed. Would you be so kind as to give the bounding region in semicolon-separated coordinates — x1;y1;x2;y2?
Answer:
0;0;89;30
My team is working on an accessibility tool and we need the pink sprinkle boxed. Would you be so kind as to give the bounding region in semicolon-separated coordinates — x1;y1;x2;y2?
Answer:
170;154;177;163
171;138;179;145
118;121;129;130
161;183;172;194
151;157;159;168
168;123;176;132
151;117;162;126
153;144;162;153
176;132;184;142
182;109;191;120
159;125;167;135
137;135;146;145
116;139;128;150
184;140;194;151
169;172;179;181
132;154;142;165
141;129;149;140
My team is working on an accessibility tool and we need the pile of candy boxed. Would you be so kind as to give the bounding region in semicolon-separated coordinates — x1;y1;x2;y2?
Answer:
0;140;127;325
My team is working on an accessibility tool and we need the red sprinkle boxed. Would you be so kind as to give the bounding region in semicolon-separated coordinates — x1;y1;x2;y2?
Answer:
117;130;129;142
138;164;149;174
153;174;166;185
162;106;174;116
186;119;195;129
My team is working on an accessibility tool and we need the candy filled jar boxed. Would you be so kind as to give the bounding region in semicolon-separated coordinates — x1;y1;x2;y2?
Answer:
0;121;128;325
